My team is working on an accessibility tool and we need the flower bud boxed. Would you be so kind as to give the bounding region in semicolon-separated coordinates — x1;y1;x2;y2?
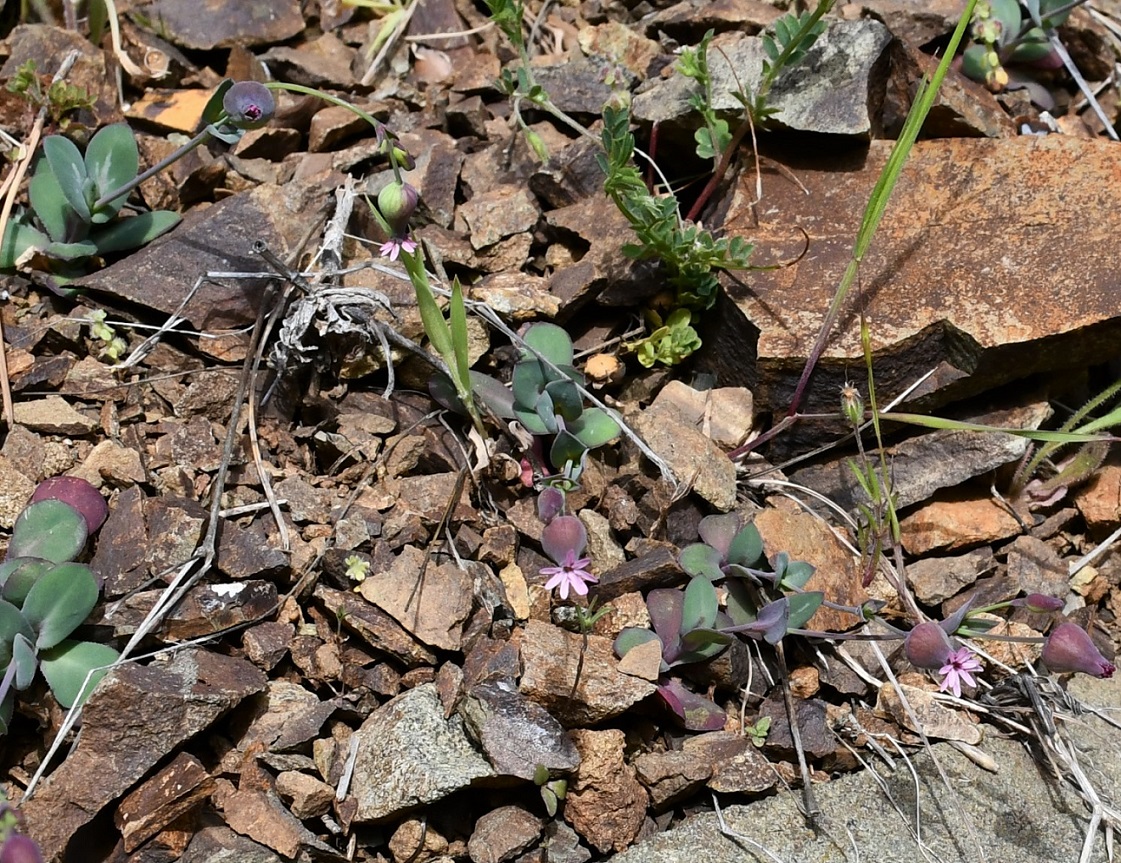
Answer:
377;181;419;237
222;81;275;130
537;486;565;524
904;621;954;670
1011;593;1064;613
1042;623;1115;678
540;515;587;566
0;835;45;863
840;384;863;427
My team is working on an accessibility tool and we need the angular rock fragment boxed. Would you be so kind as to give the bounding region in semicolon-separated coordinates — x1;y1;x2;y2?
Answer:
351;683;495;822
458;680;580;780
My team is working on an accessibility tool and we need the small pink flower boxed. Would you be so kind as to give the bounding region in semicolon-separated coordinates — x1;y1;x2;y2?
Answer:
379;236;417;261
541;550;597;600
937;646;983;697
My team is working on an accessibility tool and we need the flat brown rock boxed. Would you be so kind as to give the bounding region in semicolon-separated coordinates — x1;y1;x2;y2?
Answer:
712;136;1121;412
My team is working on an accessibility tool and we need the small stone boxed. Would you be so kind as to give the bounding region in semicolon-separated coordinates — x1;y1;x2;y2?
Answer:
616;637;663;682
459;186;539;250
683;731;776;795
900;494;1021;555
72;439;146;487
458;680;580;780
648;381;754;449
0;455;35;529
242;621;295;671
578;508;625;572
275;475;335;523
632;401;737;511
275;771;335;819
1075;462;1121;533
145;0;304;49
565;729;647;854
115;752;214;851
468;805;544;863
308;104;369;152
634;749;712;809
519;620;656;726
906;548;993;605
389;817;449;862
14;396;97;434
877;683;982;744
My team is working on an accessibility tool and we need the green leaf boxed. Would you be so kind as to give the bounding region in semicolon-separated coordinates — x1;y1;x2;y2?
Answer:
522;322;574;366
85;123;139;222
11;632;36;690
202;78;235;126
0;599;34;666
679;543;725;581
29;164;79;244
779;560;816;590
727;523;764;567
39;639;119;709
549;430;588;470
0;557;55;607
786;591;824;630
42;135;91;223
9;499;87;563
0;218;49;267
448;277;472;402
544;378;583;422
22;562;99;650
43;239;98;261
724;579;757;628
91;210;180;254
613;626;661;659
681;575;718;631
568;408;620;451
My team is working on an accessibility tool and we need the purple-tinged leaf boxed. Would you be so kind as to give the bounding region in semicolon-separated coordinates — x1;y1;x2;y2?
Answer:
646;588;683;653
697;514;741;559
722;597;790;644
779;560;815;590
724;579;757;628
31;476;108;534
537;487;566;524
658;678;727;731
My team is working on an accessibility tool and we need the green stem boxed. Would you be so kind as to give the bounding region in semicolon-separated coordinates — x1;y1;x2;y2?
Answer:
92;126;213;211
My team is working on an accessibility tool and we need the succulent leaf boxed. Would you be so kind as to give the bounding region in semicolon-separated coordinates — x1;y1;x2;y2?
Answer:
786;591;824;630
522;322;574;366
681;575;718;632
727;523;764;567
613;626;661;659
697;513;741;559
28;166;79;245
84;123;139;222
646;588;684;654
0;558;55;607
679;542;725;581
0;599;34;666
21;562;99;650
567;408;620;451
8;500;88;563
11;633;36;690
39;638;119;709
92;210;180;255
657;678;726;731
41;135;91;223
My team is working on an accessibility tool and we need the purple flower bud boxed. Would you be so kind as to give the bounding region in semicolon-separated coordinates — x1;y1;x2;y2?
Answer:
540;515;586;566
1042;623;1115;678
377;181;419;237
222;81;275;130
1011;593;1064;613
904;621;954;670
0;835;45;863
537;487;565;524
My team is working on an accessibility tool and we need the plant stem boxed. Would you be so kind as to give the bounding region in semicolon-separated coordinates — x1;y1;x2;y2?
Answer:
93;126;213;210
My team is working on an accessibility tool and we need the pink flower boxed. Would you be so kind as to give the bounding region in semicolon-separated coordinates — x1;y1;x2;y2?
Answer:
379;236;417;261
937;646;983;697
1042;623;1116;678
541;550;597;600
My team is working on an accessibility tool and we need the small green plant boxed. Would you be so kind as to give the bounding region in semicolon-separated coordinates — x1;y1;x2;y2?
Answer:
0;122;181;281
6;59;96;129
507;324;621;470
86;310;128;360
533;763;568;817
961;0;1075;91
0;477;118;735
745;715;771;747
625;308;703;368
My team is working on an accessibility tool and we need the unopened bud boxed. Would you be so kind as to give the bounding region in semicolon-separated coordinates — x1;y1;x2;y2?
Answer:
1011;593;1064;613
840;384;863;426
1042;623;1115;678
222;81;275;130
904;621;953;670
376;181;419;237
0;836;45;863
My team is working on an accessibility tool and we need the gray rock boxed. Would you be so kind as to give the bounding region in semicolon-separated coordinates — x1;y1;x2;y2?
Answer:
144;0;304;49
352;683;495;822
633;20;891;137
182;824;288;863
459;680;580;781
906;548;993;605
606;676;1121;863
792;403;1050;512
